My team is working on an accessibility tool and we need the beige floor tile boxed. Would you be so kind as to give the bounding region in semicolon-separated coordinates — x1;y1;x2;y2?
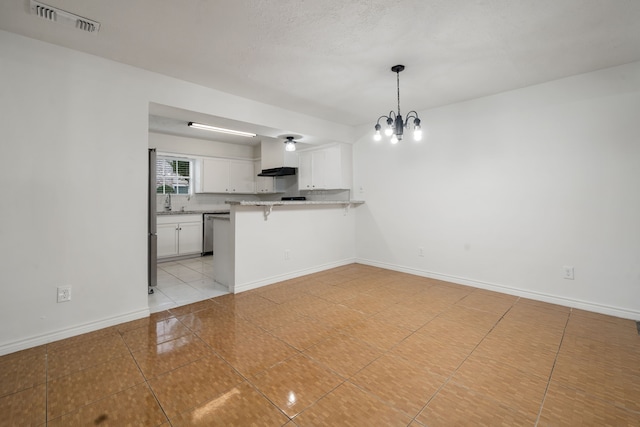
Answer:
279;294;335;318
149;354;244;419
170;381;289;426
503;301;569;330
487;317;565;351
304;332;383;378
47;355;144;420
214;332;298;377
294;381;412;427
131;334;212;379
269;316;336;351
47;383;167;427
341;317;412;351
416;313;493;350
539;381;640;426
417;381;536;427
196;318;264;353
257;285;309;305
168;299;216;317
559;333;640;374
371;303;441;331
121;316;192;352
308;283;358;303
0;383;46;427
47;334;130;380
451;354;547;415
552;349;640;412
435;304;504;331
389;332;472;377
243;306;306;331
350;353;446;417
340;292;395;315
310;304;368;329
251;354;343;417
46;326;121;352
0;350;45;398
455;289;517;315
176;305;238;332
565;312;640;347
472;334;558;379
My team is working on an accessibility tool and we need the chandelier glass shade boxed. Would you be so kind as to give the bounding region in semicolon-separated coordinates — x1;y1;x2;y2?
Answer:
374;65;422;144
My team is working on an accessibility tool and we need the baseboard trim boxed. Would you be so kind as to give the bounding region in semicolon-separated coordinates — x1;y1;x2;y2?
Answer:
0;308;150;357
234;258;357;294
356;258;640;320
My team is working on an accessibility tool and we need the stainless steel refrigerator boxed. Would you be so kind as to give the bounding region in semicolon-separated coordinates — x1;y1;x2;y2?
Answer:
148;148;157;291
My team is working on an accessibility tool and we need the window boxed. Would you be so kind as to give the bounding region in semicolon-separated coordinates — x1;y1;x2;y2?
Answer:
156;156;192;194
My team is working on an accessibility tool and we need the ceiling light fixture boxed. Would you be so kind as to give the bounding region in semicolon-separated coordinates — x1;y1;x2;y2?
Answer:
374;65;422;144
187;122;256;138
284;136;297;152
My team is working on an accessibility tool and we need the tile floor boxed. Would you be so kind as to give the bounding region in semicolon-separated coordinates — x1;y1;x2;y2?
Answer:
2;263;640;426
149;256;228;312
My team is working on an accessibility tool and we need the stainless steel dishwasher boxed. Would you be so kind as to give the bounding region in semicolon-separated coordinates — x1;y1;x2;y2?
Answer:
203;213;215;255
203;213;229;255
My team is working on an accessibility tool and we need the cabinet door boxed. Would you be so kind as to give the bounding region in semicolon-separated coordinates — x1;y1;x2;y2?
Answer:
256;176;274;193
229;160;255;193
201;158;230;193
310;149;327;189
178;221;202;255
322;145;342;189
157;223;179;258
298;151;313;190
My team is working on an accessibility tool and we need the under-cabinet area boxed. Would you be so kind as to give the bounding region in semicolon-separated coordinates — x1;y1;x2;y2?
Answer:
156;214;203;258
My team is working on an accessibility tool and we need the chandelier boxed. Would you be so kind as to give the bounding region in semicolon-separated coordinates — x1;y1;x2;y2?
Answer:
374;65;422;144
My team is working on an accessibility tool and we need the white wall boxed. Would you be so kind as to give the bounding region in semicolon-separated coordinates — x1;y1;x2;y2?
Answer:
354;61;640;319
149;132;256;160
232;204;357;292
0;30;352;355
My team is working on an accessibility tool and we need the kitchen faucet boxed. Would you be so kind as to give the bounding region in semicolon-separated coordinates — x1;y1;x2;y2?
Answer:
164;193;172;211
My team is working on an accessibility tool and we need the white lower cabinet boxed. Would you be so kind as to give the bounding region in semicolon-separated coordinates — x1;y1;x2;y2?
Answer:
157;215;202;258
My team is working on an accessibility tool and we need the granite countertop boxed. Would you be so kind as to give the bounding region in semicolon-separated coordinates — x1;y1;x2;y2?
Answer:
157;210;230;216
226;200;364;206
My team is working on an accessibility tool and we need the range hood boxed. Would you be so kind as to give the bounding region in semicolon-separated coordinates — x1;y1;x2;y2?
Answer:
257;167;296;177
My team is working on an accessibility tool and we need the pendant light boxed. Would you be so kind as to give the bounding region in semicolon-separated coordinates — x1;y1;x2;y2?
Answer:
284;136;297;152
373;65;422;143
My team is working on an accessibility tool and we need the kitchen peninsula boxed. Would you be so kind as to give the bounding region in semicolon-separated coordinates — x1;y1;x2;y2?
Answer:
213;200;364;293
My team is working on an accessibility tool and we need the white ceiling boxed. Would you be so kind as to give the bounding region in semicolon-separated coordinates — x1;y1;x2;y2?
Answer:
2;0;640;137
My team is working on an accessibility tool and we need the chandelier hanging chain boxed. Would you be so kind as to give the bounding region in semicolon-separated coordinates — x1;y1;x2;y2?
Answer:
396;68;401;117
373;65;422;144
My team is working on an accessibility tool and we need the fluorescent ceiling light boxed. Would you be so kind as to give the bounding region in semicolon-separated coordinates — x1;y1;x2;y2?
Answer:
188;122;256;138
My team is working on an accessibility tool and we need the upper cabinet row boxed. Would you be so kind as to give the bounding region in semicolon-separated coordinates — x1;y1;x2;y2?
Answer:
195;143;352;194
197;158;255;193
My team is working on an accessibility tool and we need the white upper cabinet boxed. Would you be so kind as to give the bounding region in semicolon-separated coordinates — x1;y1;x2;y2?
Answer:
261;140;298;169
255;160;274;193
196;158;256;193
298;143;352;190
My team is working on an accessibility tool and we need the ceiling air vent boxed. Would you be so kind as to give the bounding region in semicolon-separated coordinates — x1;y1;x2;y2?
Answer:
30;0;100;34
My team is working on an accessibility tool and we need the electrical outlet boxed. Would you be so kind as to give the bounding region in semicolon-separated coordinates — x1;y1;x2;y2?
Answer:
57;286;71;303
284;249;290;261
563;266;574;280
418;247;424;257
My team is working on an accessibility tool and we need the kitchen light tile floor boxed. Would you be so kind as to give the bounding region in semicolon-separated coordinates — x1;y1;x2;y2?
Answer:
2;264;640;426
149;255;229;313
